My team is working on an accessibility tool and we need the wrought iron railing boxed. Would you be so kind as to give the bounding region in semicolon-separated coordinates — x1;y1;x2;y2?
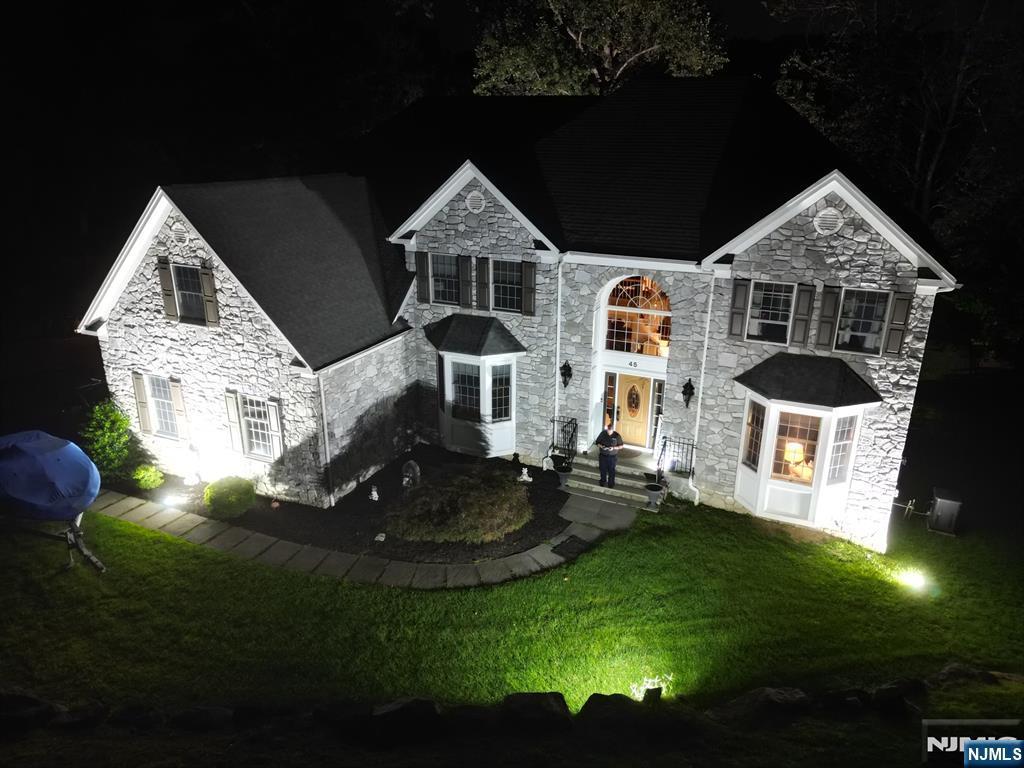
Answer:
657;435;696;482
549;416;578;466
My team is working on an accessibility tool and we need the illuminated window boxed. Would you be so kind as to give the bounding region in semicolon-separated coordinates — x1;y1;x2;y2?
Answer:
431;254;459;304
746;282;795;344
605;277;671;357
452;362;480;421
828;415;857;484
742;400;765;470
492;260;523;312
241;396;273;458
835;289;889;355
771;412;820;485
172;265;206;322
147;375;178;438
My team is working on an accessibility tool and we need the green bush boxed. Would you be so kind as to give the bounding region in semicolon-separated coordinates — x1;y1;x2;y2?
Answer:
81;399;135;481
387;467;532;544
133;464;164;491
203;477;256;520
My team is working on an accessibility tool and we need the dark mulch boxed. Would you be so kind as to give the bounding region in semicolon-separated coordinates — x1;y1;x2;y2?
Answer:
235;445;571;564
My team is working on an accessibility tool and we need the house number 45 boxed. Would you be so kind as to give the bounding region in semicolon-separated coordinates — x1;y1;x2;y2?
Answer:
627;361;639;368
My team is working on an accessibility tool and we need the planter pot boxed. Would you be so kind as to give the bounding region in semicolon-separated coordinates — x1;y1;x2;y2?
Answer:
555;469;572;487
644;483;664;508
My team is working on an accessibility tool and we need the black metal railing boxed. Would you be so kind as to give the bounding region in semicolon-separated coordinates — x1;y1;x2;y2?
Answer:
657;435;696;482
549;416;578;465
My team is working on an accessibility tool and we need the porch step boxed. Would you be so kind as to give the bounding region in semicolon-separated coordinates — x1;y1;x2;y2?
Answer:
565;474;651;505
569;462;652;486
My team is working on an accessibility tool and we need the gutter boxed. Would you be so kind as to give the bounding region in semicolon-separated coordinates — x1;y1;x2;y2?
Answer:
317;376;336;506
689;272;716;505
553;253;565;421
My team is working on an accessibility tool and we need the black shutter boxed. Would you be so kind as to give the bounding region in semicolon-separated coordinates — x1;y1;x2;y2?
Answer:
199;266;219;326
476;257;490;310
522;261;536;316
436;354;445;411
728;279;750;338
816;286;842;349
415;251;430;303
883;293;913;357
157;257;178;320
790;284;816;346
458;254;473;308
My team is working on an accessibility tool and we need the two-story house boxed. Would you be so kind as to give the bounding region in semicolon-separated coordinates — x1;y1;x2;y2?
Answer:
77;78;957;552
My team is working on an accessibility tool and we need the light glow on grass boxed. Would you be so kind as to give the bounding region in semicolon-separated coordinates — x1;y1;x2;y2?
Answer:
895;567;928;591
629;673;674;701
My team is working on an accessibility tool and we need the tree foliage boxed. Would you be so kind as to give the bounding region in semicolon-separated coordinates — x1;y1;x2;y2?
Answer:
770;0;1024;360
474;0;727;95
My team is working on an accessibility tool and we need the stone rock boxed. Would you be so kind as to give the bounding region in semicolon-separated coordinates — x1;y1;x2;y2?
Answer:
870;678;926;718
642;687;662;705
0;690;61;734
170;705;234;731
818;688;870;717
371;698;441;743
928;663;998;688
500;692;572;733
108;704;163;731
577;693;644;725
709;687;811;725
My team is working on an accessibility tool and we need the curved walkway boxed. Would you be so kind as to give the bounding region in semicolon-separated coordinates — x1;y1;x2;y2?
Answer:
86;490;638;589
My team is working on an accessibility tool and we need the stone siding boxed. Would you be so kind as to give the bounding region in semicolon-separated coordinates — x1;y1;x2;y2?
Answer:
696;192;931;550
404;180;557;462
99;210;328;506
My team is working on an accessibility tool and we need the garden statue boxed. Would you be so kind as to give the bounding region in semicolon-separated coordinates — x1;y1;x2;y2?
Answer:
541;456;554;473
518;468;533;483
369;485;379;502
401;460;421;494
374;532;386;542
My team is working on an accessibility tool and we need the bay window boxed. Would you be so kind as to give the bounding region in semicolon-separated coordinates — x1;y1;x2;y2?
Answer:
742;400;765;470
771;412;820;485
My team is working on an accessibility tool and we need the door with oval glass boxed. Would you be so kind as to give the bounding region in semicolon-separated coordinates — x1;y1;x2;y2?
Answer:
616;374;650;447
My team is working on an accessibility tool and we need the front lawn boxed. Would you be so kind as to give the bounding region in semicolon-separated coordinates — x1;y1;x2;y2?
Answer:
0;497;1020;713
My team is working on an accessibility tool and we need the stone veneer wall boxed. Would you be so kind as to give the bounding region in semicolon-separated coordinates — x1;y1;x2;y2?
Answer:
556;264;711;450
402;180;558;463
99;210;328;506
697;192;932;550
318;332;424;499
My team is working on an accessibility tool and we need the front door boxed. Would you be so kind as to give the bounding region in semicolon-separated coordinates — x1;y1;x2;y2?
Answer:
616;374;650;447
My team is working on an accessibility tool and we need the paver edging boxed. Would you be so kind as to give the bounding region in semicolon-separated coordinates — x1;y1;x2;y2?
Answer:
87;488;639;589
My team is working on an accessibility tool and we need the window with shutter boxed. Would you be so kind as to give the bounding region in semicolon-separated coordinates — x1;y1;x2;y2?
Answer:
199;266;219;326
476;257;490;310
492;260;523;312
790;284;816;346
816;286;841;349
430;254;459;304
415;251;430;303
172;265;206;323
883;293;913;357
132;372;153;434
746;281;796;344
835;289;890;355
237;395;281;461
458;255;473;308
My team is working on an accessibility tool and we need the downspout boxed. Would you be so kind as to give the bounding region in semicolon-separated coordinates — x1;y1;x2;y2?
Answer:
688;272;716;505
317;374;336;506
553;253;565;422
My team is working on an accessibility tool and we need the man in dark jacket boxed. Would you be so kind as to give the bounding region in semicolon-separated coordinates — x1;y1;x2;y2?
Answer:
594;423;624;487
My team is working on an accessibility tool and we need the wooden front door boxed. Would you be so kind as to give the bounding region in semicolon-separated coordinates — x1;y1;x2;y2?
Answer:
616;374;650;447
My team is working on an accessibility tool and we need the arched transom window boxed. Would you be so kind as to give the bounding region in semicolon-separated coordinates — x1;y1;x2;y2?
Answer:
605;276;671;357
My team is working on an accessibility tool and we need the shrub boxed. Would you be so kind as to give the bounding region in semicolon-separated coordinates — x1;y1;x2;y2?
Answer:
133;464;164;490
387;467;532;544
203;477;256;520
81;399;135;481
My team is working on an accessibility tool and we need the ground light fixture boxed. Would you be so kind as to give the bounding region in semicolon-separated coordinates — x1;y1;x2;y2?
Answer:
162;493;186;508
629;673;674;701
895;567;928;591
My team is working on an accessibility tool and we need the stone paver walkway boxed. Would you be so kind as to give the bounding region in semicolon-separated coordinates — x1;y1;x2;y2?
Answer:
85;487;639;590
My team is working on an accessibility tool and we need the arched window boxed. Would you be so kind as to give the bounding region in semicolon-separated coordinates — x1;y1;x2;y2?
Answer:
605;276;671;357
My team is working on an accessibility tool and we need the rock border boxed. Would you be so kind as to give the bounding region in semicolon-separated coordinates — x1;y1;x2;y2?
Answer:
86;489;638;588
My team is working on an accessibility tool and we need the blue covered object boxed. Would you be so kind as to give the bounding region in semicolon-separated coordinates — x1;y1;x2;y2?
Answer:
0;431;101;522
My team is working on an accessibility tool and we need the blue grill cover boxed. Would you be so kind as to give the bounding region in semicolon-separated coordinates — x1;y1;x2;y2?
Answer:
0;431;101;521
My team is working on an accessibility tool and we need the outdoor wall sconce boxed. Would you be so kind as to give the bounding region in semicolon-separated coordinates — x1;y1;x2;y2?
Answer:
682;378;695;408
560;361;573;388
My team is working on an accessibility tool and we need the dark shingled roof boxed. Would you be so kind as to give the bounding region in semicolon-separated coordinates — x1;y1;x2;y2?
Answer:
424;314;527;356
734;353;882;408
163;175;411;371
352;76;943;263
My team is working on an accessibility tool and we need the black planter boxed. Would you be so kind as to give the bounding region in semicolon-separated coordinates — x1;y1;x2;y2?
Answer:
551;457;573;488
644;483;664;508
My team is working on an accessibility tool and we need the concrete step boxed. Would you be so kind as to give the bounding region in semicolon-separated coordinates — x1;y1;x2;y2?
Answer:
566;474;653;505
569;463;651;487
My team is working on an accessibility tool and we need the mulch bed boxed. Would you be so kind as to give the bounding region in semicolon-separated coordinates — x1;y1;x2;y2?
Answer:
235;445;571;564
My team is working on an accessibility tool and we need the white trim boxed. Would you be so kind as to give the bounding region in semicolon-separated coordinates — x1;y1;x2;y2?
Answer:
387;159;559;252
564;251;702;273
313;328;412;375
76;188;171;335
700;170;957;290
392;279;415;326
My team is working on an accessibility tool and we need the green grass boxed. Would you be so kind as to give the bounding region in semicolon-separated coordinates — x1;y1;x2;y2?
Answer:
1;498;1020;713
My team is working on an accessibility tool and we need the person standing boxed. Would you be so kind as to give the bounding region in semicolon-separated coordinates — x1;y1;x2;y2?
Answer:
594;422;624;487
